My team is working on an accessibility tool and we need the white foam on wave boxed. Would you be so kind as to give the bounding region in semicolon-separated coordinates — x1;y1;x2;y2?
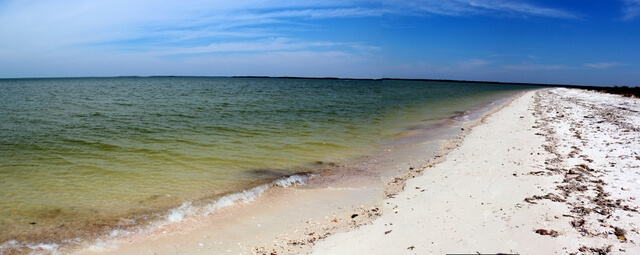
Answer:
84;173;316;250
0;240;20;253
275;174;310;188
109;229;131;238
1;173;316;255
82;229;133;252
174;173;315;218
195;174;312;218
166;201;194;223
0;239;63;255
202;183;269;215
84;238;119;252
26;243;59;253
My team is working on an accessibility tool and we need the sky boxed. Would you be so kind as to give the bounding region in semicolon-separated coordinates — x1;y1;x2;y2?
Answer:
0;0;639;86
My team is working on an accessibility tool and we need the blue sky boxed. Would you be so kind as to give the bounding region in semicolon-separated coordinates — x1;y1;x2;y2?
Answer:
0;0;638;86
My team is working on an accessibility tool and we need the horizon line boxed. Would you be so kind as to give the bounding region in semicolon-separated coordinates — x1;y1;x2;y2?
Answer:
0;75;633;88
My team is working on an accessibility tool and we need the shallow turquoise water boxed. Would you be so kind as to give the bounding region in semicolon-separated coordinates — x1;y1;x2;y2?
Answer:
0;77;535;247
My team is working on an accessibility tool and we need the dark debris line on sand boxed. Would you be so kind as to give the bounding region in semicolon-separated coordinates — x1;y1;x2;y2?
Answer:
524;89;640;254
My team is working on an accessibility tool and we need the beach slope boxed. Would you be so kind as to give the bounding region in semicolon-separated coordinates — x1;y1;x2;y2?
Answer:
310;88;640;254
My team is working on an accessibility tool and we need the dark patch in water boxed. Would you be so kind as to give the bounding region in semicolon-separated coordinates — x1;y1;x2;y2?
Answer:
246;168;294;179
314;161;337;167
452;110;467;117
38;207;63;219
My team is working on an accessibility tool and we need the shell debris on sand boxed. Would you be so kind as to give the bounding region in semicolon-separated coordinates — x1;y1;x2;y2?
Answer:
308;88;640;255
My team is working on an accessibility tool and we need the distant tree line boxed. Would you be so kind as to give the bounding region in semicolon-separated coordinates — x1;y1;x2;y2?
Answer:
573;85;640;98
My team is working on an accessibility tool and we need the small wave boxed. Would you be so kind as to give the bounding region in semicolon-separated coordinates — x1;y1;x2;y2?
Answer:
166;201;194;223
85;173;312;254
0;174;315;255
163;174;315;222
0;239;64;255
83;237;120;253
27;243;60;254
275;174;309;188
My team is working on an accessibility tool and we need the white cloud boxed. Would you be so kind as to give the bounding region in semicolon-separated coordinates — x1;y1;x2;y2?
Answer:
622;0;640;20
458;59;490;69
0;0;380;52
0;0;382;77
585;62;624;69
243;7;381;20
488;54;536;59
0;0;388;78
503;64;572;71
384;0;578;19
155;37;378;57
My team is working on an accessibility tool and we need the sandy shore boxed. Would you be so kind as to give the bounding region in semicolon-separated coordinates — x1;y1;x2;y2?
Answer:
76;88;640;255
311;88;640;254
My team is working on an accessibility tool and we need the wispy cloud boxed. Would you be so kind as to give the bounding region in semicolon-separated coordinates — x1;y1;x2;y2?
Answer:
0;0;384;77
506;62;625;71
244;7;381;20
458;59;490;69
489;54;537;59
585;62;624;69
384;0;579;19
622;0;640;20
503;64;572;71
0;0;381;54
157;37;379;57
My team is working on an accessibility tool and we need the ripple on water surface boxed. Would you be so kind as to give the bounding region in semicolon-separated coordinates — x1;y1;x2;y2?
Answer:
0;77;536;252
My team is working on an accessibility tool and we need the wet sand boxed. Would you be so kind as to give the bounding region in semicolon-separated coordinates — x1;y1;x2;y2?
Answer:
72;120;463;254
73;159;385;255
311;88;640;254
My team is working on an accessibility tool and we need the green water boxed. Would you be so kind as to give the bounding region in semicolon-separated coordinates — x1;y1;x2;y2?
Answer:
0;77;535;249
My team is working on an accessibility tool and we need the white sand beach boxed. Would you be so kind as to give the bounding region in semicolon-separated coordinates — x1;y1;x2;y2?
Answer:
311;88;640;254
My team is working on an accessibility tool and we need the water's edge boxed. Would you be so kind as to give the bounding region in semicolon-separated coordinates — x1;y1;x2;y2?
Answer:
82;91;534;255
0;78;538;254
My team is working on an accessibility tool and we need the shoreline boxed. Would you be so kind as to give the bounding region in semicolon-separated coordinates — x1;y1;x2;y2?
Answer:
311;88;640;254
66;90;529;255
0;88;530;255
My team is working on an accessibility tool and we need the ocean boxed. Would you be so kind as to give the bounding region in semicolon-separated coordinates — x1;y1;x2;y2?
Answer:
0;77;536;253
